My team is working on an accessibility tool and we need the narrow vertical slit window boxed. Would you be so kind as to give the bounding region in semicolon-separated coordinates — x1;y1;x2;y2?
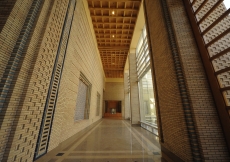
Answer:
136;26;158;135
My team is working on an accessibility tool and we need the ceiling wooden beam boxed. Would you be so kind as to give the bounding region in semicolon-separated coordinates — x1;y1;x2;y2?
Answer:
98;42;130;45
104;68;124;70
101;55;127;57
89;8;138;12
100;51;128;53
96;34;132;36
98;46;129;49
91;15;136;19
97;38;131;40
100;50;128;52
93;22;135;25
100;49;129;51
87;0;141;78
100;53;128;54
94;28;133;31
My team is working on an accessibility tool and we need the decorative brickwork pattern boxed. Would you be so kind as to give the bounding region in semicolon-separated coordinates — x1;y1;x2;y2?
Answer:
0;0;46;161
145;0;230;161
0;0;33;89
0;0;43;113
167;0;230;161
0;0;70;161
48;0;104;152
162;0;202;160
193;0;230;106
144;0;193;161
34;0;76;159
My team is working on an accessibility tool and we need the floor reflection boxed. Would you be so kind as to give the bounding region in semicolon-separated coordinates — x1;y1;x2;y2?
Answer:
36;119;161;162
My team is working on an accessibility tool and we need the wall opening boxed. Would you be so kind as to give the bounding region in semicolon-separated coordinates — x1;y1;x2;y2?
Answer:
104;100;122;119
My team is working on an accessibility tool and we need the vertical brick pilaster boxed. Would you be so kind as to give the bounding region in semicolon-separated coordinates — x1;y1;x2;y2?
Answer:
145;0;230;161
144;0;192;161
166;0;230;160
129;53;140;125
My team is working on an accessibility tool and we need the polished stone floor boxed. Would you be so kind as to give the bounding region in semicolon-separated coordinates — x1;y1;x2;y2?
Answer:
36;119;161;162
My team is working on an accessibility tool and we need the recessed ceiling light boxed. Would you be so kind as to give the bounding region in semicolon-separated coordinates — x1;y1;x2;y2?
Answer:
112;35;115;38
112;63;115;64
112;11;115;15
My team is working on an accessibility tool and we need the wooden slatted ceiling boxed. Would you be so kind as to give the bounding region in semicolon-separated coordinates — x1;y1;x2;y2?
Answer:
87;0;142;78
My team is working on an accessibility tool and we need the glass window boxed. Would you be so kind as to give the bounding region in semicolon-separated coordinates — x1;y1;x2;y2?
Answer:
75;73;92;121
136;26;150;78
136;25;158;131
139;70;157;126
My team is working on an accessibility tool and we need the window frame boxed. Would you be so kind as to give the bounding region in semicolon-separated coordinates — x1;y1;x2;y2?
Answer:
74;72;92;121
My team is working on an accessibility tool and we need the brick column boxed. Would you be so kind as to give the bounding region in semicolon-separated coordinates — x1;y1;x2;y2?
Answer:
124;71;130;120
144;0;230;161
129;53;140;125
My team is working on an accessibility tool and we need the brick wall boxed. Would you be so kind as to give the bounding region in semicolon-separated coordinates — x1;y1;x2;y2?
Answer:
48;0;104;152
0;0;105;160
104;82;124;117
0;0;17;32
0;0;33;85
0;0;69;161
167;0;230;161
194;0;230;107
145;0;230;161
0;0;55;160
144;0;192;161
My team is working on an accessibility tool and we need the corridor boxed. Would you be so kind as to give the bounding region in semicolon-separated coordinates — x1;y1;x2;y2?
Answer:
36;119;161;162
